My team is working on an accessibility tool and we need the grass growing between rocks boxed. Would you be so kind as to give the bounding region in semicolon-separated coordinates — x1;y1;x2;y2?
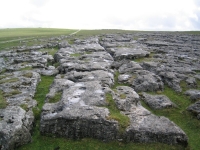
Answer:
70;53;82;57
17;74;183;150
3;90;21;97
19;67;33;71
141;85;200;150
20;104;29;111
22;72;33;78
112;71;129;89
134;52;155;63
0;90;7;109
39;47;58;56
105;93;130;133
48;92;62;103
0;77;19;84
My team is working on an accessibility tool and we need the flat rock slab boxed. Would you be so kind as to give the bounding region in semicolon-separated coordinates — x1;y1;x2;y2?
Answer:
61;81;106;107
111;47;150;60
65;70;114;87
0;71;40;106
59;52;114;73
126;105;188;145
118;70;164;92
142;93;176;109
112;86;140;111
118;61;143;74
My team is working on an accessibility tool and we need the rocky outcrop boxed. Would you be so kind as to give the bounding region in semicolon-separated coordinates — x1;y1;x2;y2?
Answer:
40;36;188;146
0;70;40;150
2;32;200;148
187;101;200;119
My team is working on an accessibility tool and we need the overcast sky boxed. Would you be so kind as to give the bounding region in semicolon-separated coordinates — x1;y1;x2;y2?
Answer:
0;0;200;31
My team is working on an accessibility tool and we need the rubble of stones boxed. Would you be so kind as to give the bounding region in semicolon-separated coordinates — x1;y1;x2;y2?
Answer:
1;32;200;149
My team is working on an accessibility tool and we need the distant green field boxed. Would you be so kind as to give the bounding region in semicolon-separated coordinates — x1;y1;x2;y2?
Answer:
0;28;76;40
0;28;76;50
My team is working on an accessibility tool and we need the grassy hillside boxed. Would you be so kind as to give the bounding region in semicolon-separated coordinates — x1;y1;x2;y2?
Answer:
0;28;76;50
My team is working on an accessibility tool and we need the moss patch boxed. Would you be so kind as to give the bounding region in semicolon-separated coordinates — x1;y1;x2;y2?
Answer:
70;53;81;57
20;67;32;71
134;52;155;63
119;94;126;99
39;48;58;56
0;78;19;84
48;92;62;103
3;90;21;97
22;72;33;78
20;104;29;111
0;90;8;109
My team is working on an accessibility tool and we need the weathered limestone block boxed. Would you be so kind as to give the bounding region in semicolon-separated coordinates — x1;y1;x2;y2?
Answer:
111;47;150;60
125;105;188;146
112;86;140;111
131;70;164;92
118;61;143;74
142;93;176;109
185;90;200;101
187;101;200;119
0;106;34;150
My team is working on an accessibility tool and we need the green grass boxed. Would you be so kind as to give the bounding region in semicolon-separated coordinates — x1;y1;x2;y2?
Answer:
112;71;129;89
38;48;58;56
134;52;155;63
0;90;8;109
48;92;62;103
22;72;33;78
142;85;200;150
0;28;76;50
119;94;126;99
70;53;82;57
20;104;29;111
70;52;92;57
20;67;33;71
3;90;21;97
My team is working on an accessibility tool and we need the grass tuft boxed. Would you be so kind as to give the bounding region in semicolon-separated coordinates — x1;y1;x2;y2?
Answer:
70;53;81;57
0;78;19;84
120;94;126;99
48;92;62;103
0;90;8;109
22;72;33;78
3;90;21;97
20;104;29;111
20;67;32;71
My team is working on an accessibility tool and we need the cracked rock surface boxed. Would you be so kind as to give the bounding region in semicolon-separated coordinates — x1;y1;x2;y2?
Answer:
2;32;200;149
